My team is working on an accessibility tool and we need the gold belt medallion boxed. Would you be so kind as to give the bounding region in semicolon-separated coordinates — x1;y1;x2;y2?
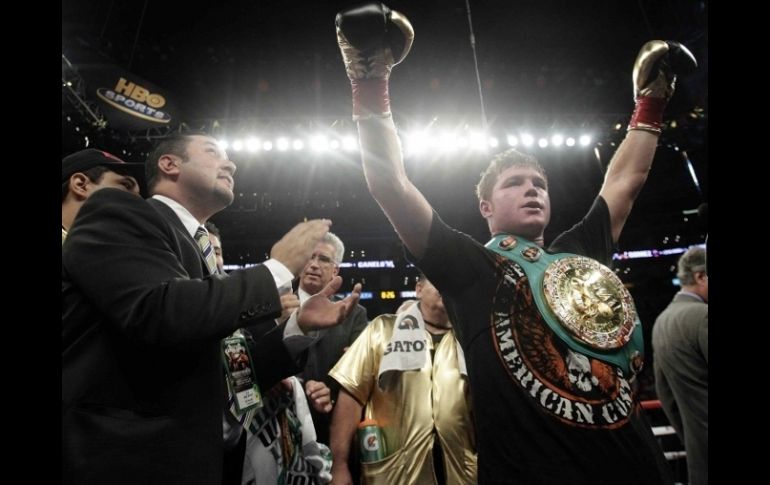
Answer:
542;256;636;350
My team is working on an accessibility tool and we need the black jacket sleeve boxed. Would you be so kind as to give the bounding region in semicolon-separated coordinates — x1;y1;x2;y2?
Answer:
62;189;282;349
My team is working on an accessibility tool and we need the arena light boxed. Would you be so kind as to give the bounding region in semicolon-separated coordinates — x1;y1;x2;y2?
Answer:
438;132;458;152
214;127;617;158
185;113;648;158
217;140;229;150
469;132;489;151
342;136;358;151
405;131;429;154
276;137;290;151
246;138;260;152
310;135;329;151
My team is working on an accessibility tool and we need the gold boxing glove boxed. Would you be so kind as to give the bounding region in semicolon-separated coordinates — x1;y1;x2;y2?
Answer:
628;40;697;133
335;2;414;120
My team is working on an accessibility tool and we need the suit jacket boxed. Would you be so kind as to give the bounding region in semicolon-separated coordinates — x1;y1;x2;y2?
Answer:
62;189;300;485
301;300;368;444
651;292;708;485
301;302;368;387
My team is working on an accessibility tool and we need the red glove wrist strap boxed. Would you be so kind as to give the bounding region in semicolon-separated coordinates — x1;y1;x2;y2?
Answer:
628;96;667;133
351;79;390;120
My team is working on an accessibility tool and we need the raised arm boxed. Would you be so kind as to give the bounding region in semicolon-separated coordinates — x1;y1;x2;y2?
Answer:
336;3;433;258
599;41;697;242
358;118;434;257
599;130;659;243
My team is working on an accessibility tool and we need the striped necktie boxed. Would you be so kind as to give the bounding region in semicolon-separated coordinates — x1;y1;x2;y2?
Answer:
194;226;218;275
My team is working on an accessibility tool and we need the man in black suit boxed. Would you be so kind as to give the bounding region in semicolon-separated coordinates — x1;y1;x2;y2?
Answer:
62;133;361;485
296;232;369;445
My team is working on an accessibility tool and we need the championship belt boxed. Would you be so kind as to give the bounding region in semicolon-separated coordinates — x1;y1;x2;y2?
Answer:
485;234;644;377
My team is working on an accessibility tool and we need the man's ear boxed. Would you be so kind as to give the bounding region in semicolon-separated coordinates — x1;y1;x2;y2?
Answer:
415;280;424;299
479;199;492;219
68;173;91;200
695;271;708;285
157;154;182;177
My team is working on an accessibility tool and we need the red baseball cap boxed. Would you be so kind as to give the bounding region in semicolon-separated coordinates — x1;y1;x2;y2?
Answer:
61;149;146;190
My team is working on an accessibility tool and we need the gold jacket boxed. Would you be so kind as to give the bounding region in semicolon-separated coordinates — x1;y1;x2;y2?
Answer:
330;315;477;484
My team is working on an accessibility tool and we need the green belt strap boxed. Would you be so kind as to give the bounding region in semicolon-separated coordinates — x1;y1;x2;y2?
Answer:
484;233;644;377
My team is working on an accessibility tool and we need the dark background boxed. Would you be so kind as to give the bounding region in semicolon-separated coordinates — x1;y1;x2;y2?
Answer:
63;0;708;415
